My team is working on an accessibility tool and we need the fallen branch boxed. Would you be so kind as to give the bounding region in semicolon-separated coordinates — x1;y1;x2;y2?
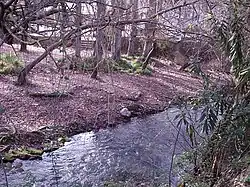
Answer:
28;91;73;98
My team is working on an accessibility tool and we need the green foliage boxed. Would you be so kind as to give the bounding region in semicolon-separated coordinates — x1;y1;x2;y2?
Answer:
212;1;250;97
112;58;133;71
117;57;153;76
78;56;96;71
57;55;153;75
0;53;23;74
245;176;250;183
172;57;249;185
175;87;250;186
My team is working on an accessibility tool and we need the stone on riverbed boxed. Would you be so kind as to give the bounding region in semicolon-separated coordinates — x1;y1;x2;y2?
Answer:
120;108;131;117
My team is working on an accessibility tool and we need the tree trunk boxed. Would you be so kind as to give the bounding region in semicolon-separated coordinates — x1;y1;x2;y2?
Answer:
142;42;156;70
20;0;29;52
112;27;122;61
142;0;157;58
20;22;28;52
60;1;68;50
75;0;82;60
17;39;64;85
91;0;106;79
127;0;138;56
111;0;124;61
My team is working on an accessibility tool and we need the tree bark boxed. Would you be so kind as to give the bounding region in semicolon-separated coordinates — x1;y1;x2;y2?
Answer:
17;39;64;85
127;0;138;56
111;26;122;61
142;0;157;58
75;0;82;60
20;22;28;52
20;0;30;52
142;42;156;70
91;0;106;79
111;0;124;61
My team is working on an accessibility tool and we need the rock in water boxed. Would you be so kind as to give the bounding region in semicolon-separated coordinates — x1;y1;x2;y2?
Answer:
120;108;131;117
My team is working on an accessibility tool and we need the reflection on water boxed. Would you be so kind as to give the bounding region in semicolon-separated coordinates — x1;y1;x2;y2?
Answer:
0;108;202;187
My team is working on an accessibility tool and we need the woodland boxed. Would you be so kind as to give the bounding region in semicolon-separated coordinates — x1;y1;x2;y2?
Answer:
0;0;250;186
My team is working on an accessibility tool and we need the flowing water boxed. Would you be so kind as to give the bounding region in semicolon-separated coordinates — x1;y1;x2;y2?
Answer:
0;108;202;187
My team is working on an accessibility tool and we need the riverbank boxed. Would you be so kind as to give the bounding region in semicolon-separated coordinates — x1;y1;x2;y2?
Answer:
0;44;228;159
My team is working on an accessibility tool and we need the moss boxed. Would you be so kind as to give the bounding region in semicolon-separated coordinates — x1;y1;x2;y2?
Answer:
58;136;70;144
55;55;153;75
27;148;44;155
43;136;70;152
3;147;44;162
131;60;142;70
112;57;152;76
3;152;15;162
135;68;152;76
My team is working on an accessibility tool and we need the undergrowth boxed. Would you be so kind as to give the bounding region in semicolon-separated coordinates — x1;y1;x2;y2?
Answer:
171;1;250;186
0;53;23;75
57;56;153;76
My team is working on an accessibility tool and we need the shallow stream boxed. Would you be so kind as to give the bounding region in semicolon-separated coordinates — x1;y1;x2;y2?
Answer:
0;108;201;187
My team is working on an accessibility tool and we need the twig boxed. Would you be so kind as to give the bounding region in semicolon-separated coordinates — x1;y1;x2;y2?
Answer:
0;154;8;187
169;119;182;187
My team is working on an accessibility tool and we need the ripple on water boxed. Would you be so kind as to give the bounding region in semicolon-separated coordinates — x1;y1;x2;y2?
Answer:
0;108;203;187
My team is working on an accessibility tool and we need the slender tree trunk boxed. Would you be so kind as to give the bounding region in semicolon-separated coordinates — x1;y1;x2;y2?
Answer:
142;42;156;70
17;39;65;85
91;0;106;79
75;1;82;60
142;0;157;58
111;0;124;61
20;0;29;52
20;22;28;52
60;1;67;48
112;27;122;61
127;0;138;56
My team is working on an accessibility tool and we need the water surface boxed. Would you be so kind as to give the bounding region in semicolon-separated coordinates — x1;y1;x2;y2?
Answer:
0;108;201;187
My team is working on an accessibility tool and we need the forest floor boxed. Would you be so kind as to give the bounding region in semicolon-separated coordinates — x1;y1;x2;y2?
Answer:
0;44;229;152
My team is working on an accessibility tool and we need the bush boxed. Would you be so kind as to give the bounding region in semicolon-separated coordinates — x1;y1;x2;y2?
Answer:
57;55;153;75
0;53;23;75
117;56;153;75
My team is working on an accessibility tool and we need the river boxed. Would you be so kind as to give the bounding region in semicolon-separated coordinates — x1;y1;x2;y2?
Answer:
0;107;203;187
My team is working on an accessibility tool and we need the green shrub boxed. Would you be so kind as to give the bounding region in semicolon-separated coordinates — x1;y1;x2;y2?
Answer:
0;53;23;74
117;56;153;76
57;55;153;75
245;176;250;184
112;59;133;71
